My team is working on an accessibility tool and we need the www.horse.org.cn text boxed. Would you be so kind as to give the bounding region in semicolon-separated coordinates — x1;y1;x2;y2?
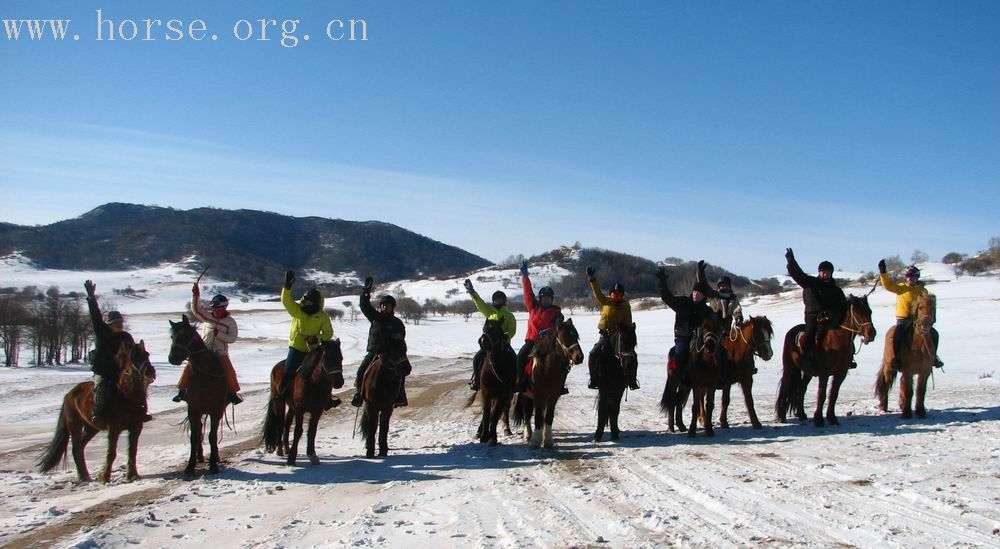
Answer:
1;10;369;48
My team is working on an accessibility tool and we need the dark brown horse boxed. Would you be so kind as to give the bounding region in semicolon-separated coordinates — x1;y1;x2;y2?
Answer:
262;339;345;465
659;315;723;437
592;323;637;442
37;341;154;483
468;319;517;446
359;354;408;458
718;316;774;429
512;318;584;448
168;315;228;476
876;294;937;418
776;295;876;427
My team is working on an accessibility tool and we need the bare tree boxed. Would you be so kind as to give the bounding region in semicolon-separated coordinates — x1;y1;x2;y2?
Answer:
941;252;965;264
910;249;929;264
395;297;425;325
0;298;27;367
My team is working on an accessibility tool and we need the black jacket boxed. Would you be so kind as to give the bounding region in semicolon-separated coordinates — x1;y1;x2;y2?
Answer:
87;296;135;377
360;291;407;359
659;280;716;338
786;257;847;319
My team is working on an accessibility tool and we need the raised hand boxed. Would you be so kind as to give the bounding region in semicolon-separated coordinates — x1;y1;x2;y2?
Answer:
84;280;96;297
697;260;706;271
878;259;887;274
519;261;529;277
586;266;596;280
785;248;795;261
655;267;667;281
284;270;295;289
463;279;474;293
363;277;374;293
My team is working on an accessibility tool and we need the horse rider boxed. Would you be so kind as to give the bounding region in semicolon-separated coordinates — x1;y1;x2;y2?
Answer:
463;279;517;391
696;260;744;332
785;248;848;367
655;266;716;377
585;266;638;390
351;277;411;408
279;271;339;409
173;284;242;405
516;260;568;394
878;261;943;370
83;280;152;423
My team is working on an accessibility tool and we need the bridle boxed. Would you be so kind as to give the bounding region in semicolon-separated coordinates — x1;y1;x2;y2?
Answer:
170;327;210;360
554;325;583;358
731;318;773;359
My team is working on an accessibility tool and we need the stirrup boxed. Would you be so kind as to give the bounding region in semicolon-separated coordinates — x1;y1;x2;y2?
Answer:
325;396;341;410
849;361;858;370
228;393;244;405
934;357;943;368
172;389;186;403
587;380;598;390
469;380;480;391
350;392;362;407
142;414;154;422
560;386;569;395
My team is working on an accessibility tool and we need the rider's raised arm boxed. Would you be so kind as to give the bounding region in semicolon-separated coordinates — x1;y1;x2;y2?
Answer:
522;274;536;313
359;289;377;321
879;272;905;294
281;287;304;320
786;256;812;288
469;290;495;318
588;278;611;306
697;261;721;299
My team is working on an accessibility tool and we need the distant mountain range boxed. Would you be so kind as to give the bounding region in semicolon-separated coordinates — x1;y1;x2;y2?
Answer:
0;203;492;291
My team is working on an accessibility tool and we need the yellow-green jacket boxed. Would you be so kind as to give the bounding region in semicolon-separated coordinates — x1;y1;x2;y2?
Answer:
589;279;632;331
470;291;516;342
281;287;334;352
880;273;929;319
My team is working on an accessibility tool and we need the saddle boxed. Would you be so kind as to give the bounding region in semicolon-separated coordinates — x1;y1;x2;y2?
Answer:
893;319;915;347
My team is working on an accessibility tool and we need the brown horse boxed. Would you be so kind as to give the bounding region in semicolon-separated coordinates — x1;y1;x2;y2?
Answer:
592;323;637;442
468;319;517;446
776;295;877;427
359;354;408;458
168;315;228;476
876;294;937;418
262;339;345;465
37;341;154;483
512;318;584;448
717;316;774;429
659;316;723;437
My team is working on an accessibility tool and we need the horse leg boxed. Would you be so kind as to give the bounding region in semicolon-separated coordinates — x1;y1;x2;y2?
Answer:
825;371;846;426
720;385;731;429
99;428;120;484
900;374;913;419
813;375;828;427
287;413;304;465
208;413;221;474
378;407;391;457
677;386;690;432
594;393;607;442
530;403;543;447
480;402;491;444
609;390;622;441
542;404;555;449
197;423;205;463
274;401;287;457
488;400;502;446
365;404;377;458
282;408;293;457
71;422;96;482
688;389;700;438
915;373;928;418
796;374;811;421
126;425;142;481
502;402;513;437
877;365;891;413
307;413;321;465
741;378;762;429
185;413;200;476
704;388;716;437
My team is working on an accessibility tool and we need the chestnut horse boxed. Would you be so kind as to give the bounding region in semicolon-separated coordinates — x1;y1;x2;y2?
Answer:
359;354;409;458
262;339;345;465
37;341;154;483
512;318;585;448
468;319;517;446
776;295;876;427
168;315;228;476
592;323;637;442
717;316;774;429
876;294;937;418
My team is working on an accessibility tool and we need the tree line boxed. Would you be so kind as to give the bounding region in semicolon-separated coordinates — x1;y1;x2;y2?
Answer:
0;286;94;367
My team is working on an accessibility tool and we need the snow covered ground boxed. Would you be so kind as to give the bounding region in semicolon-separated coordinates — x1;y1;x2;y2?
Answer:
1;257;998;547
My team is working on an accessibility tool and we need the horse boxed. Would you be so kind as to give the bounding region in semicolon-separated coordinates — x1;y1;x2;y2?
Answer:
875;294;937;418
592;323;637;442
467;319;517;446
511;318;584;448
776;295;877;427
717;316;774;429
262;339;345;464
659;347;691;434
37;341;154;483
168;315;229;476
359;353;409;458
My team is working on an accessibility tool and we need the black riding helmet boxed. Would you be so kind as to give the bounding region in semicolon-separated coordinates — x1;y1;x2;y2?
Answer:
210;294;229;308
492;290;507;306
538;286;555;298
378;294;396;308
818;261;834;273
611;282;625;294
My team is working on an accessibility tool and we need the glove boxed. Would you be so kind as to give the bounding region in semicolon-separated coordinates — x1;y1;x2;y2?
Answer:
84;280;96;297
586;266;595;280
519;261;529;277
878;259;887;274
655;267;668;281
463;279;474;293
284;271;295;289
785;248;794;261
363;277;374;293
697;260;706;271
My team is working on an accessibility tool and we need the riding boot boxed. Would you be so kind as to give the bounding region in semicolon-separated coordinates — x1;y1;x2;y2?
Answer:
91;377;109;424
172;388;187;403
351;390;363;407
587;353;599;390
561;386;569;395
626;364;640;390
228;393;244;405
325;396;342;410
394;377;408;408
279;368;297;399
470;368;481;391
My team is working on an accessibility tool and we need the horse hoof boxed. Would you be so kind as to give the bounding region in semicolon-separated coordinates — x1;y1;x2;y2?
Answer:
610;433;620;441
503;429;513;437
687;431;696;439
915;409;927;419
826;416;839;426
814;418;825;428
309;455;320;465
720;423;730;430
209;465;219;475
593;435;603;443
751;422;763;430
286;457;296;466
489;439;499;447
378;451;388;458
705;429;715;438
183;467;195;479
365;451;375;459
126;473;141;483
901;410;913;419
197;457;206;464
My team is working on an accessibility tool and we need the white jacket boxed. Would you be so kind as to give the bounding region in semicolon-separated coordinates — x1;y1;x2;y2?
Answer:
190;300;238;355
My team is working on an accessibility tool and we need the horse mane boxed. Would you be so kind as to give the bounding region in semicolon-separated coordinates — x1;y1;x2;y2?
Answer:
750;315;773;337
533;330;558;356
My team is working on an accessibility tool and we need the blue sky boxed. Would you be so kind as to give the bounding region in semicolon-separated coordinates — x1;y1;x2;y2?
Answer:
1;1;997;277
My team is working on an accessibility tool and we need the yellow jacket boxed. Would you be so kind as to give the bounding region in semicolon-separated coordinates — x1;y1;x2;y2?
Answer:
589;279;632;331
469;291;517;342
880;273;929;319
281;288;334;352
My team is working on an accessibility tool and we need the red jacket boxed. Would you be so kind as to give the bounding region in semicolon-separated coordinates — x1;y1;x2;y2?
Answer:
522;275;563;342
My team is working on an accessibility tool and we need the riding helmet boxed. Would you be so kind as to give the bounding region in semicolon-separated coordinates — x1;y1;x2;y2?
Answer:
104;310;124;324
377;294;397;308
210;294;229;308
538;286;555;298
303;288;322;304
904;265;921;278
491;290;507;305
692;282;711;295
817;261;835;273
611;282;626;294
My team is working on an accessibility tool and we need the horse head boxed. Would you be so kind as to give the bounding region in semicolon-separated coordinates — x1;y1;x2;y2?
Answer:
610;323;638;369
845;295;877;344
131;339;156;386
748;316;774;361
556;318;584;365
695;315;721;356
916;294;937;336
480;319;505;352
167;314;202;365
321;338;345;389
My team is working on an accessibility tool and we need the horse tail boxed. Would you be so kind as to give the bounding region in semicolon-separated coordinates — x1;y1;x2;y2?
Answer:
359;403;372;440
261;395;283;453
874;364;897;399
465;390;479;408
511;393;527;429
37;404;69;473
775;330;801;421
659;377;674;415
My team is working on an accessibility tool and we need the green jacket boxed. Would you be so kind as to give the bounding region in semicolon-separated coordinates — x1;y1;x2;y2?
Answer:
469;291;517;342
281;287;334;352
